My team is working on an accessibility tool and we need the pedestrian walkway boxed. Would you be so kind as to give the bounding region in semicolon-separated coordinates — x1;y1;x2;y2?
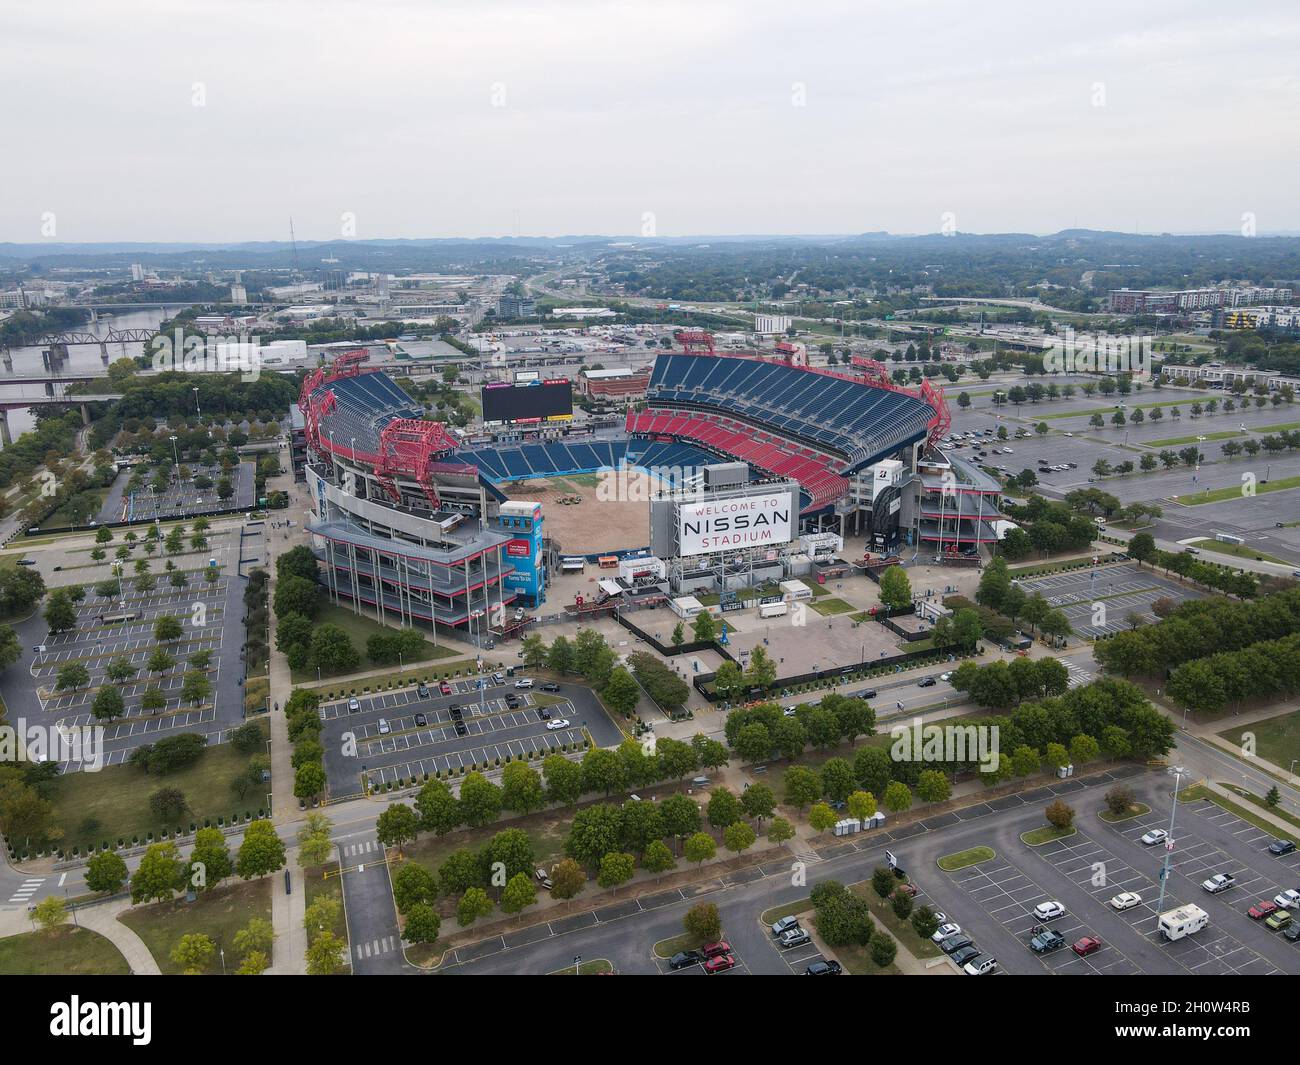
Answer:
73;898;161;976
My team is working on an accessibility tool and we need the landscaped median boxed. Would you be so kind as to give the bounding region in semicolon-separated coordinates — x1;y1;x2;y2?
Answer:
1176;781;1300;844
1021;825;1076;846
936;846;995;872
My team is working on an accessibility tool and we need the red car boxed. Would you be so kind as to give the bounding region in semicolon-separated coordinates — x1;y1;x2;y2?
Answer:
703;954;736;974
1071;936;1102;957
1248;900;1278;920
439;680;452;696
700;940;731;959
896;883;920;898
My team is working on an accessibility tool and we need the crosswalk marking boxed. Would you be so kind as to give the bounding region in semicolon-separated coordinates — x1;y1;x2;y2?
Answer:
7;879;44;904
355;936;394;960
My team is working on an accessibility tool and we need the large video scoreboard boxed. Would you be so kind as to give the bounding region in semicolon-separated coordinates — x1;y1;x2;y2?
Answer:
481;379;573;424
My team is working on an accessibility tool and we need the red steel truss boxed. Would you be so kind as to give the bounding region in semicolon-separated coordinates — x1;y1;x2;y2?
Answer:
372;417;461;510
298;348;373;454
673;330;715;355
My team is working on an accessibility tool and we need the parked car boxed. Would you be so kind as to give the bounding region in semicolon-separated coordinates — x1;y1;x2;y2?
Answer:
895;882;919;898
417;683;429;698
536;707;551;720
779;927;811;949
377;719;390;735
347;697;361;713
1109;892;1143;911
15;559;36;566
439;681;452;696
1033;901;1066;922
1264;910;1292;932
540;682;560;692
1268;839;1297;857
1202;872;1236;893
950;946;982;967
703;954;736;974
534;868;553;890
505;696;520;709
1071;936;1102;957
700;941;731;959
939;934;973;955
515;678;534;689
964;957;997;976
545;719;570;731
413;713;427;727
1283;923;1300;943
804;960;842;975
1140;829;1168;846
1273;889;1300;910
771;916;801;937
668;950;703;970
454;722;468;736
932;922;961;943
1249;900;1279;920
1029;929;1066;953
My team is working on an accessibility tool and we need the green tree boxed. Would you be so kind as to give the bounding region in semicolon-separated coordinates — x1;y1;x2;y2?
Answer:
171;933;216;975
85;850;129;895
376;803;420;855
683;901;721;944
500;872;537;914
878;565;913;611
683;832;716;867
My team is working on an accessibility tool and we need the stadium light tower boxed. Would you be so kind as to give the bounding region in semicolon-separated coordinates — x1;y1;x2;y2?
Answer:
1153;764;1188;928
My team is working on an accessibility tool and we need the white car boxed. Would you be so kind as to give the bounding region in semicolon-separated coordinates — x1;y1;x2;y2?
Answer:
939;671;953;682
964;957;997;976
1033;901;1066;922
377;718;390;735
1002;447;1013;453
545;719;570;731
348;697;361;713
1109;891;1143;911
514;678;534;689
932;922;961;943
1140;829;1168;846
1274;889;1300;910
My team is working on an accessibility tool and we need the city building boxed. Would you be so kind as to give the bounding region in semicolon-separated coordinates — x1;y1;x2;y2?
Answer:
753;313;793;334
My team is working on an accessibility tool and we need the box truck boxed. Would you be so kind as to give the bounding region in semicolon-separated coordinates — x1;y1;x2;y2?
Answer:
1158;904;1208;941
759;601;789;619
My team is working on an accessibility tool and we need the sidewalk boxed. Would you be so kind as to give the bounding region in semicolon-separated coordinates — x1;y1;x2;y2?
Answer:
265;846;307;975
74;897;161;975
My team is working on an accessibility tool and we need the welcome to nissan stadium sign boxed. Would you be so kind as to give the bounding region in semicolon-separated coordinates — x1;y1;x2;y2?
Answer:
678;491;794;555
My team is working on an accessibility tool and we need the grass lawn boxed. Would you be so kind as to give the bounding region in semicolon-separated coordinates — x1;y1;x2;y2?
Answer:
1184;474;1300;505
936;846;995;871
0;925;131;975
653;932;700;958
1186;539;1290;565
120;878;273;974
1144;430;1246;448
47;719;270;855
1219;784;1300;834
405;807;571;888
551;958;613;974
808;597;855;616
1021;825;1077;846
291;603;459;683
852;881;938;962
1099;802;1150;823
1218;709;1300;774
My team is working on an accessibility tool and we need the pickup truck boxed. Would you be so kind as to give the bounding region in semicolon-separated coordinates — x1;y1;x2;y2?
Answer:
1201;873;1236;894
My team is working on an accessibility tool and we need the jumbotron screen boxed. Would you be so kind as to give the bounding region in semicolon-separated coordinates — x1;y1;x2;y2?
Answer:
481;379;573;423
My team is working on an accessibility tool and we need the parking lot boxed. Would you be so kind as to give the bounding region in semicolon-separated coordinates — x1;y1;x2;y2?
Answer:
908;781;1299;977
29;560;246;769
318;678;624;797
98;461;256;523
1011;561;1202;637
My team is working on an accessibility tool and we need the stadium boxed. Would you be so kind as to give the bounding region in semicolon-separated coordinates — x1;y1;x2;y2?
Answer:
295;333;1003;637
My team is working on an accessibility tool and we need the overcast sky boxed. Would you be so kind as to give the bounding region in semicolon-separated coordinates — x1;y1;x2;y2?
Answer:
3;0;1299;242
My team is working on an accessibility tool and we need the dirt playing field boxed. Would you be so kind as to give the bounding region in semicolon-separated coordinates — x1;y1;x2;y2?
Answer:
503;470;664;554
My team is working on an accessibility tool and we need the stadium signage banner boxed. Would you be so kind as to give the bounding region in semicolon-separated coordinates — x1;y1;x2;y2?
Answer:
679;492;793;555
506;539;532;557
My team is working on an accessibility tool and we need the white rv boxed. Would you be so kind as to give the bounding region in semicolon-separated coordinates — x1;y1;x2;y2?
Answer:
1158;904;1208;941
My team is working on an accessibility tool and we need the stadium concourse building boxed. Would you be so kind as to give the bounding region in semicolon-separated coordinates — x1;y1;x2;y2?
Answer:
298;351;545;637
295;340;1003;632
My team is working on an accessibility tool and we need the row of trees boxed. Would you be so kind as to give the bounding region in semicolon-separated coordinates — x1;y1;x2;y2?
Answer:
1166;631;1300;716
723;693;875;764
947;656;1070;708
1127;533;1259;599
972;556;1073;641
1095;587;1300;677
